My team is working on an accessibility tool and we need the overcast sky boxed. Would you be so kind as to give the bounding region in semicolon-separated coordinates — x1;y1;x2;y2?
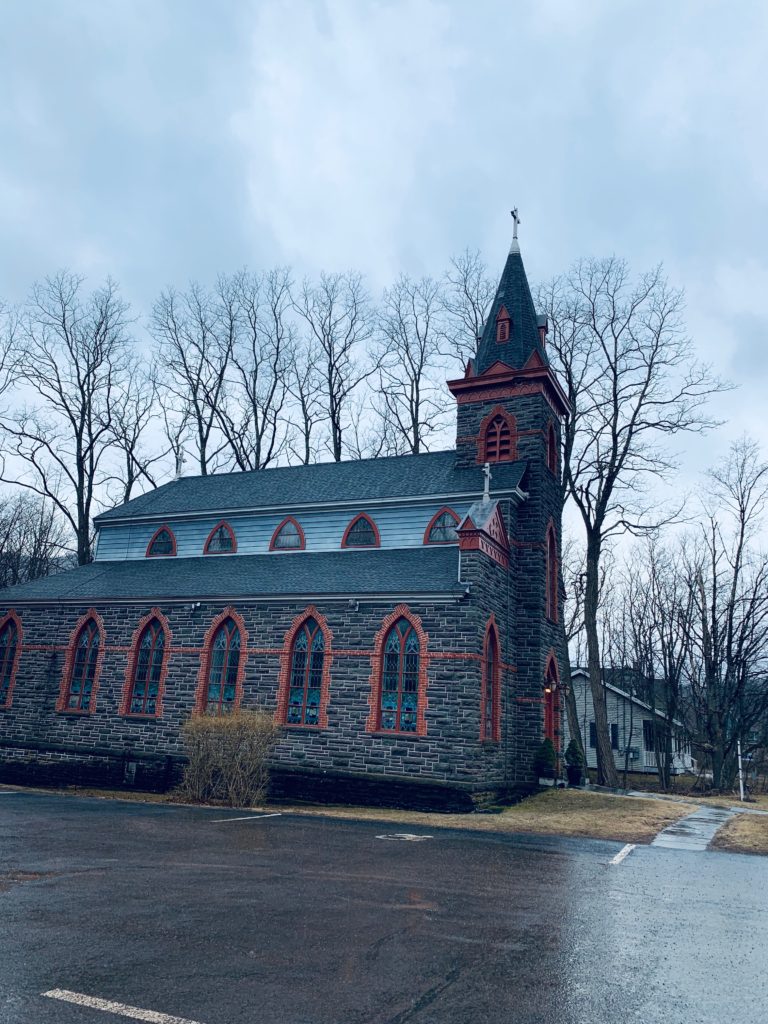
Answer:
1;0;766;480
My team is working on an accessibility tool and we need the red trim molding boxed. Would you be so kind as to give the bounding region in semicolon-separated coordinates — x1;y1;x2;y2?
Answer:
341;512;381;548
480;614;501;742
366;604;429;736
193;607;249;714
545;518;558;623
269;515;306;552
203;520;238;555
275;605;334;728
145;525;177;558
56;608;106;714
119;607;172;717
447;360;570;416
0;610;22;709
423;506;460;545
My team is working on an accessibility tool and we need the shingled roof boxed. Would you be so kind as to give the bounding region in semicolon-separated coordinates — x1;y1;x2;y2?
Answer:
96;450;527;523
0;547;461;603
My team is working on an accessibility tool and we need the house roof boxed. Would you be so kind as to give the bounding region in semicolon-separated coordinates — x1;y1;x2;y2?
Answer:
0;547;462;603
571;668;685;728
95;450;528;524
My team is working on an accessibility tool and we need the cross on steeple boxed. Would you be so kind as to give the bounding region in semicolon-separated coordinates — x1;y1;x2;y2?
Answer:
511;207;520;240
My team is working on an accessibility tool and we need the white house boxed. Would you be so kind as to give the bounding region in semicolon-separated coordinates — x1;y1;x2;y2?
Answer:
565;669;695;776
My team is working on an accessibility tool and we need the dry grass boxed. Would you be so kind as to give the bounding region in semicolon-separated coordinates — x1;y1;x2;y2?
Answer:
280;788;692;844
711;813;768;856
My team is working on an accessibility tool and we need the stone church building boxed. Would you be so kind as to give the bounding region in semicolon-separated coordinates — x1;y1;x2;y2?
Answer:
0;234;569;809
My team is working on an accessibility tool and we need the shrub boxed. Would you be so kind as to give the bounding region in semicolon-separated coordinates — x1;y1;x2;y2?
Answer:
533;738;558;779
564;738;585;768
179;710;279;807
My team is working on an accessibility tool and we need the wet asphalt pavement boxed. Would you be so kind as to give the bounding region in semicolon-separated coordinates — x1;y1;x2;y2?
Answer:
0;791;766;1024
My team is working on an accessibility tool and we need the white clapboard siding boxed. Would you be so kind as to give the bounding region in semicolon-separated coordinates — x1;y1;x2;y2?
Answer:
95;502;471;562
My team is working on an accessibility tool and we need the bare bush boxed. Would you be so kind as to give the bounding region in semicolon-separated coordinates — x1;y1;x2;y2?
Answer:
179;710;279;807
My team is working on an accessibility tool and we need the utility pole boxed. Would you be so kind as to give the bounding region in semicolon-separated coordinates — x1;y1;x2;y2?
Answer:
737;737;745;802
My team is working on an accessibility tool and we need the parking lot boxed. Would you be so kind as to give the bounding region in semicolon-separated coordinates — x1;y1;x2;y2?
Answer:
1;789;766;1024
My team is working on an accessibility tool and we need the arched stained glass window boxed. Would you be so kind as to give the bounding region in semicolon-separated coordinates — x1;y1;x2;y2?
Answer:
547;421;558;474
342;513;379;548
64;619;100;712
146;527;176;557
205;522;236;554
287;617;325;726
546;524;558;622
425;509;459;544
484;415;513;463
128;619;165;715
0;618;18;705
204;618;240;714
379;617;420;732
271;517;305;551
482;624;500;741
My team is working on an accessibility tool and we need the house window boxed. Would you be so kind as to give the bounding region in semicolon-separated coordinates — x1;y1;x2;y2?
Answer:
611;723;619;750
643;720;655;749
589;721;597;748
62;619;100;712
204;522;236;555
146;526;176;557
496;306;511;343
203;618;241;714
424;508;459;544
127;619;166;715
379;617;420;732
484;415;513;462
286;617;325;726
0;616;19;706
547;421;558;474
545;522;558;622
270;516;305;551
342;513;379;548
481;623;500;741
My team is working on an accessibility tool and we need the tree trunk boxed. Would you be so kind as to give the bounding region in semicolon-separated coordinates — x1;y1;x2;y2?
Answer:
584;532;619;787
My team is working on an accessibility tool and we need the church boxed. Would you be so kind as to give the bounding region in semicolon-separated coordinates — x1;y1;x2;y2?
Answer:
0;230;569;810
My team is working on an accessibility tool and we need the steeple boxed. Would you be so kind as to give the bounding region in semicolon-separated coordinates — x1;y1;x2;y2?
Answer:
470;211;548;376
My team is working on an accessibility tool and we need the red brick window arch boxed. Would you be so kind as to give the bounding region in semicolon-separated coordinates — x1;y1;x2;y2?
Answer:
424;507;460;545
367;606;429;736
204;521;237;555
547;421;558;474
496;305;511;344
481;618;501;742
121;612;171;717
545;521;558;622
478;406;517;464
342;513;380;548
146;526;176;558
276;607;333;729
202;617;241;714
0;611;22;709
57;613;104;713
270;516;305;551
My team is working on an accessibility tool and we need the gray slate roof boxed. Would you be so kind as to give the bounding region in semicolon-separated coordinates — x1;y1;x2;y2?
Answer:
473;245;547;375
0;547;461;603
96;450;527;523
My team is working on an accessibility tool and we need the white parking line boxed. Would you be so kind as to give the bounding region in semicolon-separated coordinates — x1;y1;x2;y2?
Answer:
609;843;636;865
42;989;205;1024
376;833;434;842
210;812;282;823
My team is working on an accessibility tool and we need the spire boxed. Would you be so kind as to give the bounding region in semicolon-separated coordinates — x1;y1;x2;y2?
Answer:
471;211;547;376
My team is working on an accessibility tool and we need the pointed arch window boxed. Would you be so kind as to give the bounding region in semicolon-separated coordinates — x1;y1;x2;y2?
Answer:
146;526;176;558
496;305;511;344
424;507;460;545
203;617;241;714
342;513;380;548
544;655;560;750
270;516;305;551
481;621;500;742
204;521;237;555
485;415;513;462
0;615;20;707
61;618;101;712
545;522;558;622
547;421;558;474
286;617;325;726
379;617;420;732
126;618;166;716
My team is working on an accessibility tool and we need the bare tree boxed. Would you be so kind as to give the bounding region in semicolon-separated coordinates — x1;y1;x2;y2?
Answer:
151;282;233;475
682;439;768;790
374;274;449;455
539;258;727;785
286;335;326;466
107;358;167;504
441;248;495;368
0;273;133;564
294;272;376;462
0;492;70;587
